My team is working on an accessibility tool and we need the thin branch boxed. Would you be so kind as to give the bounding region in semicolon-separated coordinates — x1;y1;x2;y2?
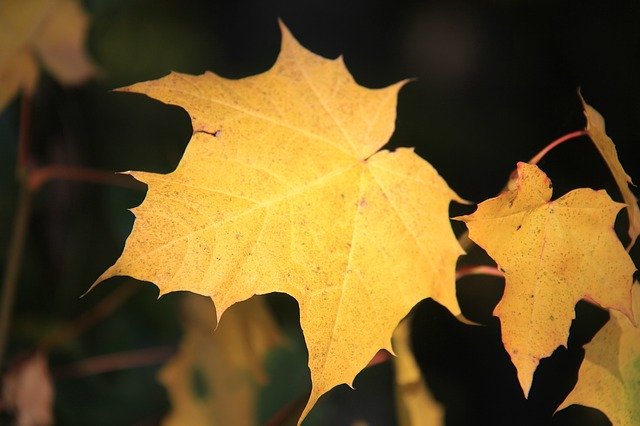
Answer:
38;284;138;353
528;130;587;166
0;188;33;370
52;346;174;380
456;265;504;280
28;165;145;191
0;95;36;369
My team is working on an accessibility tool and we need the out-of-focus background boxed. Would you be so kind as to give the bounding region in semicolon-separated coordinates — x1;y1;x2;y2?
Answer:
1;0;639;424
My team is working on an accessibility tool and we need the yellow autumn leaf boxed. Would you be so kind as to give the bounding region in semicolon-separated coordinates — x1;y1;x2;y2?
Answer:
94;22;464;422
579;94;640;248
456;162;636;397
0;0;95;111
160;294;282;426
393;318;444;426
556;284;640;426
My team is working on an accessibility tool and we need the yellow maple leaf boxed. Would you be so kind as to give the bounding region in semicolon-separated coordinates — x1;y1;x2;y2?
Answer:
0;0;95;111
579;94;640;248
94;22;464;422
159;294;282;426
556;284;640;425
456;162;636;397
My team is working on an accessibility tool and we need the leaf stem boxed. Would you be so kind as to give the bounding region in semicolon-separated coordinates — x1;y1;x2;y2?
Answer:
455;265;504;280
527;130;587;166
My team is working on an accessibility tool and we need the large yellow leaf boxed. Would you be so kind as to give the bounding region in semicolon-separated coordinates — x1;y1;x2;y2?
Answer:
94;22;464;422
456;162;636;397
579;95;640;248
159;295;282;426
556;284;640;425
0;0;95;111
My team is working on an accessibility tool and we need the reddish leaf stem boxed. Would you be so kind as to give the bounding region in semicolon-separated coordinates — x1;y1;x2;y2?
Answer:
527;130;587;165
455;265;504;280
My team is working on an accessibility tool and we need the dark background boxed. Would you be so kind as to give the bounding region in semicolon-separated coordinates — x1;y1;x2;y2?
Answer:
1;0;639;424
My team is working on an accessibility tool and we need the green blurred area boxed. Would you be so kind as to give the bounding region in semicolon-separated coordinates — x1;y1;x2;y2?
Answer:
1;0;639;424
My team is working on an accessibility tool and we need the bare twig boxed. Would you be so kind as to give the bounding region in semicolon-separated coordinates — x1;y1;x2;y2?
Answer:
38;284;138;353
28;165;144;191
52;346;174;380
456;265;504;280
0;90;143;369
0;189;32;370
0;96;35;370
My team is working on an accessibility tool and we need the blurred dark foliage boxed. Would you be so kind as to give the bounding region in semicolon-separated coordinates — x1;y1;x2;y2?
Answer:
1;0;639;424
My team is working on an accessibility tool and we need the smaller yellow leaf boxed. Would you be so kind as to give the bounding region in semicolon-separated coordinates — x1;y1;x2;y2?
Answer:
456;162;636;397
392;318;444;426
556;284;640;426
579;94;640;248
0;0;95;112
159;294;283;426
